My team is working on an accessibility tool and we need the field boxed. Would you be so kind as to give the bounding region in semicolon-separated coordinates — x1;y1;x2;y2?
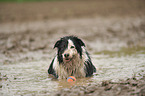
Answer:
1;0;145;23
0;0;145;95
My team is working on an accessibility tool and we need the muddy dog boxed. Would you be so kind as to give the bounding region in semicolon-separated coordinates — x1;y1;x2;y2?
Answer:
48;36;96;79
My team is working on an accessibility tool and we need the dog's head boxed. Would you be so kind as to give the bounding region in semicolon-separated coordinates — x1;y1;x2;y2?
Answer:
54;36;85;63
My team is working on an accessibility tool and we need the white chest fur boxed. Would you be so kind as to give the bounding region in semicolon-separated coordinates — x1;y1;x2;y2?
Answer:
54;55;86;79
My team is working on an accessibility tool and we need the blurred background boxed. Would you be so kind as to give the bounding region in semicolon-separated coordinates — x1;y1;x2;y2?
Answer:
0;0;145;96
0;0;145;52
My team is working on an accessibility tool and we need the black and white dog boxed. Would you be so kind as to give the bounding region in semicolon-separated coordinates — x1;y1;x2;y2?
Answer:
48;36;96;79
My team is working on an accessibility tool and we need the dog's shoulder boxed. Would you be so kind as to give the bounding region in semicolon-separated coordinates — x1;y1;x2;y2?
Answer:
84;59;96;77
82;47;96;77
48;56;58;78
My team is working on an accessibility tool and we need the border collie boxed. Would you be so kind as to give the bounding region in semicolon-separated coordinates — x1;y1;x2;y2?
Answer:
48;36;96;79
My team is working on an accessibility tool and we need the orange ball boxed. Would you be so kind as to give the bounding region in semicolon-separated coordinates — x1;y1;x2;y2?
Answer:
67;76;76;82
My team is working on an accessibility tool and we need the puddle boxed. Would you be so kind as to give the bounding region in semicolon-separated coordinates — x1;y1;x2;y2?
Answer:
0;47;145;96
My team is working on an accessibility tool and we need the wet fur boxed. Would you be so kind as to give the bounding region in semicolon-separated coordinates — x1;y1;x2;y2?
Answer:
48;36;96;79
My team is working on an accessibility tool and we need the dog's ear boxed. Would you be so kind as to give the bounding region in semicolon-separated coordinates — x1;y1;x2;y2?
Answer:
53;40;61;49
76;38;85;47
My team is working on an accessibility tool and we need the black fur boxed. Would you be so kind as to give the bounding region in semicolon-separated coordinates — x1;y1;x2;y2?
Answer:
48;57;58;78
85;59;96;77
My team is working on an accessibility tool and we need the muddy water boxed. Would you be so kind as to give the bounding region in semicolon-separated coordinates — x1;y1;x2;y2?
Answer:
1;47;145;96
0;16;145;95
1;1;145;95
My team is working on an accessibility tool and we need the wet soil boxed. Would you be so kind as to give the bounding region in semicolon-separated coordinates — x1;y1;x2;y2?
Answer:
0;0;145;96
53;74;145;96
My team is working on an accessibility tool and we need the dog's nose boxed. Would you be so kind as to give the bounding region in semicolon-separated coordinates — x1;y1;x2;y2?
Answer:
64;53;69;57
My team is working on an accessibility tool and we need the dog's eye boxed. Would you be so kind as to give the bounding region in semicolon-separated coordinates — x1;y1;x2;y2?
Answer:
70;46;75;49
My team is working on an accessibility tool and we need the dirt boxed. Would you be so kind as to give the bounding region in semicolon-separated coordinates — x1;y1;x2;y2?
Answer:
0;0;145;96
53;73;145;96
0;0;145;23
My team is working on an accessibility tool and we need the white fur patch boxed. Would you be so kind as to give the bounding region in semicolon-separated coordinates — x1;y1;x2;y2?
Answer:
62;39;77;60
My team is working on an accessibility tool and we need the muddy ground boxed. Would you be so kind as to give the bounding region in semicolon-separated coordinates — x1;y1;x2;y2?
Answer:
0;0;145;96
53;74;145;96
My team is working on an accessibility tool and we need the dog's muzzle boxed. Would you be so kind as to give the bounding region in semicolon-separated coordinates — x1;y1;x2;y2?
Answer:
64;53;69;58
64;53;72;62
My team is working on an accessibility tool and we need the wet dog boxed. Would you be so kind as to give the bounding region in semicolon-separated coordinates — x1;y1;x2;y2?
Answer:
48;36;96;79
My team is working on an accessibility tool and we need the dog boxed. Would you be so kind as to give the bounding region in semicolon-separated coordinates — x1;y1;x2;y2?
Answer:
48;36;96;79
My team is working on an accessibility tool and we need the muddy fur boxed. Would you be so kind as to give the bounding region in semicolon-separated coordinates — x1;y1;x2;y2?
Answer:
48;36;96;79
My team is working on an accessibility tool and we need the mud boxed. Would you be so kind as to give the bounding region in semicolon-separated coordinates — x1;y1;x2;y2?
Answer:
53;74;145;96
0;0;145;96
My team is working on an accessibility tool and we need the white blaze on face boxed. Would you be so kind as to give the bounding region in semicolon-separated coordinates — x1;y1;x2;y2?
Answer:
62;39;77;60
